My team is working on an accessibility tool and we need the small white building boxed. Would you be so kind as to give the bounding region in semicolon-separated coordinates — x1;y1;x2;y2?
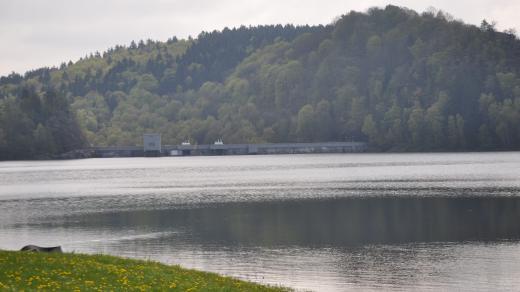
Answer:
143;133;161;152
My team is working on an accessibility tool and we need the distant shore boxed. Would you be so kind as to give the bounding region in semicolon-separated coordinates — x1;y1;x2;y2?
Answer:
2;145;519;161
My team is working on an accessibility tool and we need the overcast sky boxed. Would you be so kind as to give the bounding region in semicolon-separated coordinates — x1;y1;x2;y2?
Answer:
1;0;519;77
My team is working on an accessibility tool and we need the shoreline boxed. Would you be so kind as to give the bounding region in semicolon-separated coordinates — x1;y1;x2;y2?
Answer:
1;147;519;162
0;250;289;291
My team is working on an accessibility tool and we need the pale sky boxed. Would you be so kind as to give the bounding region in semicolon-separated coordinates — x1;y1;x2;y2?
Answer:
1;0;519;77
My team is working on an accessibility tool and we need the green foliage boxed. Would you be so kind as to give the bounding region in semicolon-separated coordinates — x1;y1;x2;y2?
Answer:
0;86;85;159
2;5;520;158
297;104;315;141
362;114;379;146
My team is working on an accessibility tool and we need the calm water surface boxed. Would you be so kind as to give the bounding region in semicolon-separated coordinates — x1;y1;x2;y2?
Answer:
1;152;520;291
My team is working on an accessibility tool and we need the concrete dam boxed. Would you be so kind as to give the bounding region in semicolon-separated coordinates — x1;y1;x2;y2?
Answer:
90;139;367;158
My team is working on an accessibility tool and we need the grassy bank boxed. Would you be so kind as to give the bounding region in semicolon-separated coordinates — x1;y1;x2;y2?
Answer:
0;250;288;291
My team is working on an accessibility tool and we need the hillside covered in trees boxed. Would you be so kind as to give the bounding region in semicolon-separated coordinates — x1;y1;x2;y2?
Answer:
1;5;520;159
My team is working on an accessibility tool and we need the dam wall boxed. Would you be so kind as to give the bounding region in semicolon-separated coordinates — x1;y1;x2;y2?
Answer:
90;142;367;158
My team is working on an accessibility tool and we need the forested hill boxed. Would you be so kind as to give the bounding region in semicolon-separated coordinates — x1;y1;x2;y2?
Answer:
1;5;520;159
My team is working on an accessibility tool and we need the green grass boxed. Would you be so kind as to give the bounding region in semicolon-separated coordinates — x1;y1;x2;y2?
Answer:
0;250;289;291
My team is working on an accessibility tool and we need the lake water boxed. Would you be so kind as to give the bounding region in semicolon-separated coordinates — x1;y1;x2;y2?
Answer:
1;152;520;291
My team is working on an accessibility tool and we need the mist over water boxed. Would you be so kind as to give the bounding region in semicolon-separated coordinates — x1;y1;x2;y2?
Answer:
1;152;520;291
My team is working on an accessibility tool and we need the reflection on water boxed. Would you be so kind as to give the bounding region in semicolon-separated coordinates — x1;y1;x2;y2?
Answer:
47;197;520;246
1;152;520;291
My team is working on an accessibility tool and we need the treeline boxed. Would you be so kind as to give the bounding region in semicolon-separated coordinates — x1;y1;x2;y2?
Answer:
0;85;85;159
1;5;520;159
221;6;520;151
